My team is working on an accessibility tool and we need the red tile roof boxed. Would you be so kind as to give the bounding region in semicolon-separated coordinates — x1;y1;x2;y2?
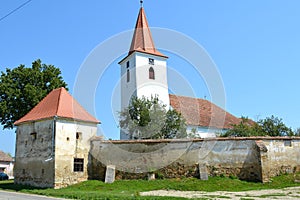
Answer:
169;94;242;129
0;150;13;162
14;87;100;125
128;7;167;58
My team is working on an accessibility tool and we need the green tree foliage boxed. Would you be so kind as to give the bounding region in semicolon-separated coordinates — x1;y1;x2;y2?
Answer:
294;128;300;136
119;96;187;139
223;115;294;137
0;59;68;129
223;117;261;137
257;115;294;136
161;109;187;139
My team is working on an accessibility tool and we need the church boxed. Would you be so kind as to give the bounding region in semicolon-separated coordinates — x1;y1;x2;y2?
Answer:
13;3;244;188
119;4;242;139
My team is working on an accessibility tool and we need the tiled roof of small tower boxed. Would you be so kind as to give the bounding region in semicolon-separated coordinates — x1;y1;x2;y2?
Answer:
169;94;242;129
128;7;167;58
14;87;100;125
0;150;13;162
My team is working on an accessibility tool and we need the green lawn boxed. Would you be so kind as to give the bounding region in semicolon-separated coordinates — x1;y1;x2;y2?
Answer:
0;174;300;200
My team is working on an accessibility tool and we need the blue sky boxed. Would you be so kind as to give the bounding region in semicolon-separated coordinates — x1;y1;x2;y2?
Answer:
1;0;300;156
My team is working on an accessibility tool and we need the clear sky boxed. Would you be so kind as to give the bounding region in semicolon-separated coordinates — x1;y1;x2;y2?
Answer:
1;0;300;156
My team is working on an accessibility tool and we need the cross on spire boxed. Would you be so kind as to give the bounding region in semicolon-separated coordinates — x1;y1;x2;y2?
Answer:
140;0;143;7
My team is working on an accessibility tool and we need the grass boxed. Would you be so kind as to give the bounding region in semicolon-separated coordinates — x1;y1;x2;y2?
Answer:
206;195;231;199
258;193;286;198
0;173;300;200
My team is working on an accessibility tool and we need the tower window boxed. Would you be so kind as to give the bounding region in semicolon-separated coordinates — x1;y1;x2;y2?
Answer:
127;69;130;82
31;132;37;140
74;158;84;172
126;61;130;82
76;132;82;140
149;58;154;65
149;67;155;80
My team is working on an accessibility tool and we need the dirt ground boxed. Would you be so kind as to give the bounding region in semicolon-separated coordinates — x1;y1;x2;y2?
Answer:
140;186;300;199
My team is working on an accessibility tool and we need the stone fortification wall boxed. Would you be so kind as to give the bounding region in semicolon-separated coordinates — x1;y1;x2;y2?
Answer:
259;139;300;182
90;138;300;182
14;120;55;188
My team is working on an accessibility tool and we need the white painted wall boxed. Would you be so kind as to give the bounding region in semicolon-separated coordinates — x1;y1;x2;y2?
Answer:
120;52;169;110
135;52;169;109
120;52;170;140
120;54;137;112
186;125;227;138
54;119;97;188
0;161;14;177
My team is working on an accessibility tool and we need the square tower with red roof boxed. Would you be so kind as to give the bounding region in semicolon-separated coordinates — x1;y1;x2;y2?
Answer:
14;87;100;188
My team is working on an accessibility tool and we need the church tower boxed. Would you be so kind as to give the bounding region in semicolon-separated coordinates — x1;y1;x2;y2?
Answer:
119;4;170;139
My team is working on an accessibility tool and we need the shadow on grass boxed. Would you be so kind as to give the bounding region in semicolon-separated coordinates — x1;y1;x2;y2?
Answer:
0;180;38;191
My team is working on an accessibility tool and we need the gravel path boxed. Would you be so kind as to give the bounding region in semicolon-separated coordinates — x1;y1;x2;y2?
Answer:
140;186;300;199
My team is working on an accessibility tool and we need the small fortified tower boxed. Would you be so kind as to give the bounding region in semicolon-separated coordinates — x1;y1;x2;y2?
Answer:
14;88;100;188
119;2;170;139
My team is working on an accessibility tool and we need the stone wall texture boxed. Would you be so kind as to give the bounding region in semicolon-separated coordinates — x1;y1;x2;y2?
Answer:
14;120;55;188
15;130;300;188
260;139;300;182
89;137;300;183
15;119;97;188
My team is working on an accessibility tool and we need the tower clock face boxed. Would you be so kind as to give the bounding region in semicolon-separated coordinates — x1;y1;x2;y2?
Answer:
149;58;154;65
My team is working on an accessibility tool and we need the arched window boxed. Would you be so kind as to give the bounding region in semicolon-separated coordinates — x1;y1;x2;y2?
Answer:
127;69;130;82
149;67;155;80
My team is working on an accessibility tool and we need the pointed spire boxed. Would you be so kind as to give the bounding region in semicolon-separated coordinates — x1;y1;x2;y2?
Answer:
128;7;167;58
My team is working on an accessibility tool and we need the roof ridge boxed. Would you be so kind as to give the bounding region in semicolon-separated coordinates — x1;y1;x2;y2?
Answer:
139;8;145;50
56;87;63;116
169;94;210;102
14;87;100;125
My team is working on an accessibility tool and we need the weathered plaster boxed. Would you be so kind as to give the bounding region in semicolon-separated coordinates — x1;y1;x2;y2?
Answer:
54;119;97;188
15;131;300;188
90;137;300;182
14;118;97;188
14;119;55;188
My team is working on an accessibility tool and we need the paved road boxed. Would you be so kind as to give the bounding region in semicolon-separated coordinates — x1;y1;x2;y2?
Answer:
0;191;65;200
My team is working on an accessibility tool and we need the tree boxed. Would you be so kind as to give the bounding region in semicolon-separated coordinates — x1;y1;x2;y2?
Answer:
223;117;261;137
119;96;187;139
257;115;293;136
161;109;187;139
0;59;68;129
223;115;294;137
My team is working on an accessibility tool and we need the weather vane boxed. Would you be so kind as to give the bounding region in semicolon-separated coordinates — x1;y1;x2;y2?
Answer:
140;0;143;7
